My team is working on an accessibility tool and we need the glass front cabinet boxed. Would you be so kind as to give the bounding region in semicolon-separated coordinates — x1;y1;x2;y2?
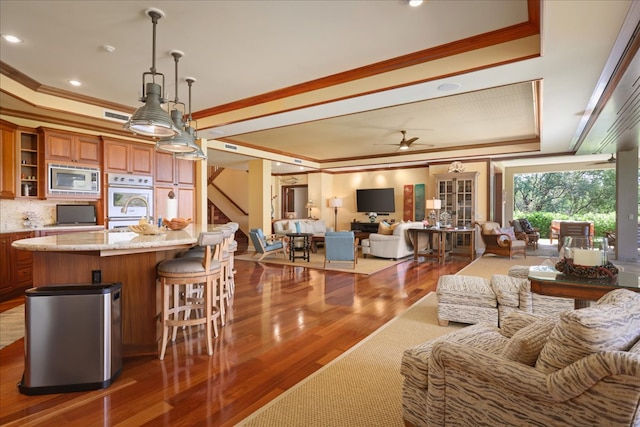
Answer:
435;171;478;250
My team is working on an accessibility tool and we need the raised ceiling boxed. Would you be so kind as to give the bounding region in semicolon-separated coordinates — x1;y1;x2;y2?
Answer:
0;0;638;173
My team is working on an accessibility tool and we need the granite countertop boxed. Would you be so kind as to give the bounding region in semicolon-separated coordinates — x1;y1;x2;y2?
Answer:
1;225;105;234
11;225;212;253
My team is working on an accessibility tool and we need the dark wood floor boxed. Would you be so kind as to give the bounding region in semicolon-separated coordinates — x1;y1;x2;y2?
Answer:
0;253;469;426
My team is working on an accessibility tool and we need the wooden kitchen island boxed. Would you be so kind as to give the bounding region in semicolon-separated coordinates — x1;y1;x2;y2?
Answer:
12;226;211;357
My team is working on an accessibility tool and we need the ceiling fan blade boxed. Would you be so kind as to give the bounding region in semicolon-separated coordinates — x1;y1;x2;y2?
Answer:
405;137;419;146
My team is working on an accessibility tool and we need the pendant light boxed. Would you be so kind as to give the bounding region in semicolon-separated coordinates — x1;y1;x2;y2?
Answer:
174;78;207;161
156;50;198;153
123;8;179;138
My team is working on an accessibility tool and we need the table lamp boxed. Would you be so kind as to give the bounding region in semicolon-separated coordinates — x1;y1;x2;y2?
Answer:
425;198;442;228
328;197;343;230
305;200;316;218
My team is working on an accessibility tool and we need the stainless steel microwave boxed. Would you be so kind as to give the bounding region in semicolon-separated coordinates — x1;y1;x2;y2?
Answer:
48;164;100;195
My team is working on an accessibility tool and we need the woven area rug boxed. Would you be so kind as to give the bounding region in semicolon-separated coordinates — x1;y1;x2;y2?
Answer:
456;254;557;280
236;292;462;427
0;305;24;349
235;251;405;275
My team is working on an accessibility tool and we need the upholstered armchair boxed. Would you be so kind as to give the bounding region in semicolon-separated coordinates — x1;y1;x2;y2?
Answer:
323;231;358;268
401;289;640;427
478;221;526;259
249;228;286;261
509;218;540;249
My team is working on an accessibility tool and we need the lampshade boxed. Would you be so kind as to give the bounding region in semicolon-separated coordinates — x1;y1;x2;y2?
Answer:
174;128;207;161
125;82;179;137
426;199;442;210
305;201;316;208
124;9;179;138
156;51;199;153
328;197;343;208
156;109;199;153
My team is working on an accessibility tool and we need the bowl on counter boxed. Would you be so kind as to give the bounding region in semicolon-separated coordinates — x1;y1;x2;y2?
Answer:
162;218;192;230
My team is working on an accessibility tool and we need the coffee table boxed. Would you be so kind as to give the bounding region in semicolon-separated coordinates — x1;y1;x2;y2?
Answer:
528;266;640;308
285;232;313;262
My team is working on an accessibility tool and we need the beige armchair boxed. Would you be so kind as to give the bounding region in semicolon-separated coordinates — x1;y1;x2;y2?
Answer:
401;289;640;427
478;221;526;259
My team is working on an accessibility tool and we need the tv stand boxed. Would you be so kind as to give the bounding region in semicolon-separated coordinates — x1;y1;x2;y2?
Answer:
350;222;380;233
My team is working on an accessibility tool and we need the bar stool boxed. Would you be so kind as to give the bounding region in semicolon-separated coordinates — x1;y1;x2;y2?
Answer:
156;232;224;360
182;224;237;326
218;222;239;298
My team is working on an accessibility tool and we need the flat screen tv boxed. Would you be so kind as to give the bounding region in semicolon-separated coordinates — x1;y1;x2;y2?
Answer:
356;188;395;213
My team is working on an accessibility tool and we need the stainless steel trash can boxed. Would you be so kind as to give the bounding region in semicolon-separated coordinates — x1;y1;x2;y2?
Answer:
18;282;122;395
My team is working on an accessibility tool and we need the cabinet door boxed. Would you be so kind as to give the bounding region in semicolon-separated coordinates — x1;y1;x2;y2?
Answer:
155;151;175;184
75;135;101;164
130;144;154;175
0;123;17;199
104;140;130;173
176;158;195;186
155;186;173;221
45;132;74;162
177;187;195;220
0;234;11;295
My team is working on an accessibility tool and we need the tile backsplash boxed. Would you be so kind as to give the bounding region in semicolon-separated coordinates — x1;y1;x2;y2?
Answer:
0;199;91;232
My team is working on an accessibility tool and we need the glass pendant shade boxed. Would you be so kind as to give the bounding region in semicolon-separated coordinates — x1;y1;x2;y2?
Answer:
156;109;198;153
125;82;179;137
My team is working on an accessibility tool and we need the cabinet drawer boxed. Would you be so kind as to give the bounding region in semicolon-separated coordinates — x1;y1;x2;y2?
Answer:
14;266;32;286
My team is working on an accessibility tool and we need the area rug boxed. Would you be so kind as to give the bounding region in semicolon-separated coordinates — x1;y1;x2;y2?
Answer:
0;305;24;349
235;251;405;275
457;254;557;280
236;292;462;427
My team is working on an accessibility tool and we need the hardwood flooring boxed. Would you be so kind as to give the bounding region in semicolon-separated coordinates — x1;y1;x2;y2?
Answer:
0;253;468;426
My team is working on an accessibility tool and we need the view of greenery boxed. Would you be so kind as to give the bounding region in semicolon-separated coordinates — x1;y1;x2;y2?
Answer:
513;170;617;238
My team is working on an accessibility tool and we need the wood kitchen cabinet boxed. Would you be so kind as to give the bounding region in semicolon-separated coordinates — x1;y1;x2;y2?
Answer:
0;231;34;301
41;128;101;165
155;150;195;220
0;120;17;199
103;138;154;175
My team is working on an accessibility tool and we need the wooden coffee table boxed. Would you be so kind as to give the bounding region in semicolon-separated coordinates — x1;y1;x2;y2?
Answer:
528;266;640;308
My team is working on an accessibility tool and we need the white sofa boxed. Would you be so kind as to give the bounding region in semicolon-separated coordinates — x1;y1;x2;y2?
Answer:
272;219;332;237
361;221;423;259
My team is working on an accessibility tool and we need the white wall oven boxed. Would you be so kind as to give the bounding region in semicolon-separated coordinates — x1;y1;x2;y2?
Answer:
106;173;154;229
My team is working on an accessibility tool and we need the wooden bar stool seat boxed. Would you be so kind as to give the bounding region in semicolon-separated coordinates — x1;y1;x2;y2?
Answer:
156;232;224;360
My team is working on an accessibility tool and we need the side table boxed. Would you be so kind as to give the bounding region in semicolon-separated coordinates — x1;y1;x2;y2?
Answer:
286;232;313;262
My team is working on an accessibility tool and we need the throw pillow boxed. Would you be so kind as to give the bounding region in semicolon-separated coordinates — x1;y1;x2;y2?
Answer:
535;298;640;373
502;318;558;366
511;220;524;233
377;221;398;235
519;218;534;232
494;227;516;240
500;310;544;338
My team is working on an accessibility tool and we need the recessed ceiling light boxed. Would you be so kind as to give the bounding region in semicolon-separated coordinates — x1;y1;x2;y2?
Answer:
2;34;23;43
437;83;462;91
408;0;423;6
102;45;116;53
68;80;82;87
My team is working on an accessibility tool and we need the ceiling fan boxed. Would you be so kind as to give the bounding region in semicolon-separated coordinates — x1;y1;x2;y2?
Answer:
375;130;433;151
590;154;616;165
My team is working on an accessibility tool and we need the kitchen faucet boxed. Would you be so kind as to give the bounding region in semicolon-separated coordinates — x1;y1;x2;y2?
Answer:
121;196;151;224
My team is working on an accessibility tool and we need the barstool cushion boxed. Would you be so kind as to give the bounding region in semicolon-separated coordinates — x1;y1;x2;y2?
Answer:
158;258;221;274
